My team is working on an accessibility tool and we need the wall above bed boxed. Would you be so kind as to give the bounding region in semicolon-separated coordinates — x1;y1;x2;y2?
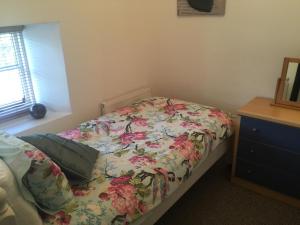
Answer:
1;0;300;134
150;0;300;112
0;0;157;134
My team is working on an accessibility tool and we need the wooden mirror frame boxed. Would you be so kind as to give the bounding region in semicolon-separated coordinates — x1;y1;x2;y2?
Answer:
273;57;300;110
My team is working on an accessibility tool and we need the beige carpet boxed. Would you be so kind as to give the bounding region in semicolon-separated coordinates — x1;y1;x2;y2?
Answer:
155;155;300;225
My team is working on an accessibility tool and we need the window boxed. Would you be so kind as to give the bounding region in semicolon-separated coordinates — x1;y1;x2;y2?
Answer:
0;26;35;121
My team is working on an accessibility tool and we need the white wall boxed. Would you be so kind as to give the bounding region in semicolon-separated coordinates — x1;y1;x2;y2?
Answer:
23;23;71;113
1;0;300;134
0;0;157;134
150;0;300;111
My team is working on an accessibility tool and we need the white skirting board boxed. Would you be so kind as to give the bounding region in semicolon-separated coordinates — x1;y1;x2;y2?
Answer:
99;87;152;115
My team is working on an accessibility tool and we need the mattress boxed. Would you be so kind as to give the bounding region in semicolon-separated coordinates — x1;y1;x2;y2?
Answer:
42;97;233;225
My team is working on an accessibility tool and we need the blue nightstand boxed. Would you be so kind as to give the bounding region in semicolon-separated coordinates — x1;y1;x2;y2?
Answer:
232;97;300;207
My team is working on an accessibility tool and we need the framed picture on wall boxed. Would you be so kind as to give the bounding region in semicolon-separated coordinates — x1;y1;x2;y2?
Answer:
177;0;226;16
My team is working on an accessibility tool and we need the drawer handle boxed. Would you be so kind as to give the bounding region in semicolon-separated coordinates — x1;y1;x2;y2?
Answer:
250;149;255;153
251;128;258;132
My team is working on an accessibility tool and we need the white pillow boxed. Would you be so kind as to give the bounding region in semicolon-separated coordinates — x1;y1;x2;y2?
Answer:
0;159;43;225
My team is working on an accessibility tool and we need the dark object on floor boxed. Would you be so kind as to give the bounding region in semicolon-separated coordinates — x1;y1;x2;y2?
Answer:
187;0;214;12
29;103;47;119
155;156;300;225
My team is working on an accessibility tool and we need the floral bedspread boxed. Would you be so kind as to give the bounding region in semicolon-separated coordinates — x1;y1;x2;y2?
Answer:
42;97;233;225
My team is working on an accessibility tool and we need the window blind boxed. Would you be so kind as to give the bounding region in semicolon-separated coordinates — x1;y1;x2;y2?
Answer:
0;26;35;121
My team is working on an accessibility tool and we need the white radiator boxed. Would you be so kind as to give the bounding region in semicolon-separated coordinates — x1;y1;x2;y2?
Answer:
99;87;152;115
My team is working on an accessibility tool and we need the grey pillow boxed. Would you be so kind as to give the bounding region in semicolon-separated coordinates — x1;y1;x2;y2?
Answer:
19;134;99;185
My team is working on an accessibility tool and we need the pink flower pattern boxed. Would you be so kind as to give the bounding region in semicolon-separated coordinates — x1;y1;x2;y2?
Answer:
145;141;160;148
170;134;201;162
110;176;132;185
180;121;202;129
164;103;187;115
24;150;34;158
55;211;71;225
59;128;82;140
72;187;91;197
41;97;233;225
25;150;47;161
106;184;139;217
99;192;110;201
132;117;148;126
187;111;201;116
59;128;91;141
50;162;62;176
117;106;135;116
120;132;147;145
209;108;232;126
129;155;156;166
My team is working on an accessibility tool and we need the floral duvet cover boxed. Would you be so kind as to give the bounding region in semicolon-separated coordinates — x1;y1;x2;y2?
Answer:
42;97;233;225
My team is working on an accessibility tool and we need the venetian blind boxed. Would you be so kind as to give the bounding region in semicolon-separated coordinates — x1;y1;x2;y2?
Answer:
0;26;36;120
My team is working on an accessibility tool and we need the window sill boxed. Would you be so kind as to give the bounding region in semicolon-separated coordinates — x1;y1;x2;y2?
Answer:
0;111;71;135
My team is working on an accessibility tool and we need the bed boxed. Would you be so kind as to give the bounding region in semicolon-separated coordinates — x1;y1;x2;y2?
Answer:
0;96;233;225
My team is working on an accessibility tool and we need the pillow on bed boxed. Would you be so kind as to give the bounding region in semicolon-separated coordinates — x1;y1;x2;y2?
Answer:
0;130;73;214
0;158;43;225
20;133;99;185
22;149;74;212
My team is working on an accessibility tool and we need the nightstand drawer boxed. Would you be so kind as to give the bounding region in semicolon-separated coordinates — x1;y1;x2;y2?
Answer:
236;159;300;198
240;117;300;154
238;138;300;175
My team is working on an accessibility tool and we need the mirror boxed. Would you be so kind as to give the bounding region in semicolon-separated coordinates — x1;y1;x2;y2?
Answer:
273;57;300;110
283;62;300;102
